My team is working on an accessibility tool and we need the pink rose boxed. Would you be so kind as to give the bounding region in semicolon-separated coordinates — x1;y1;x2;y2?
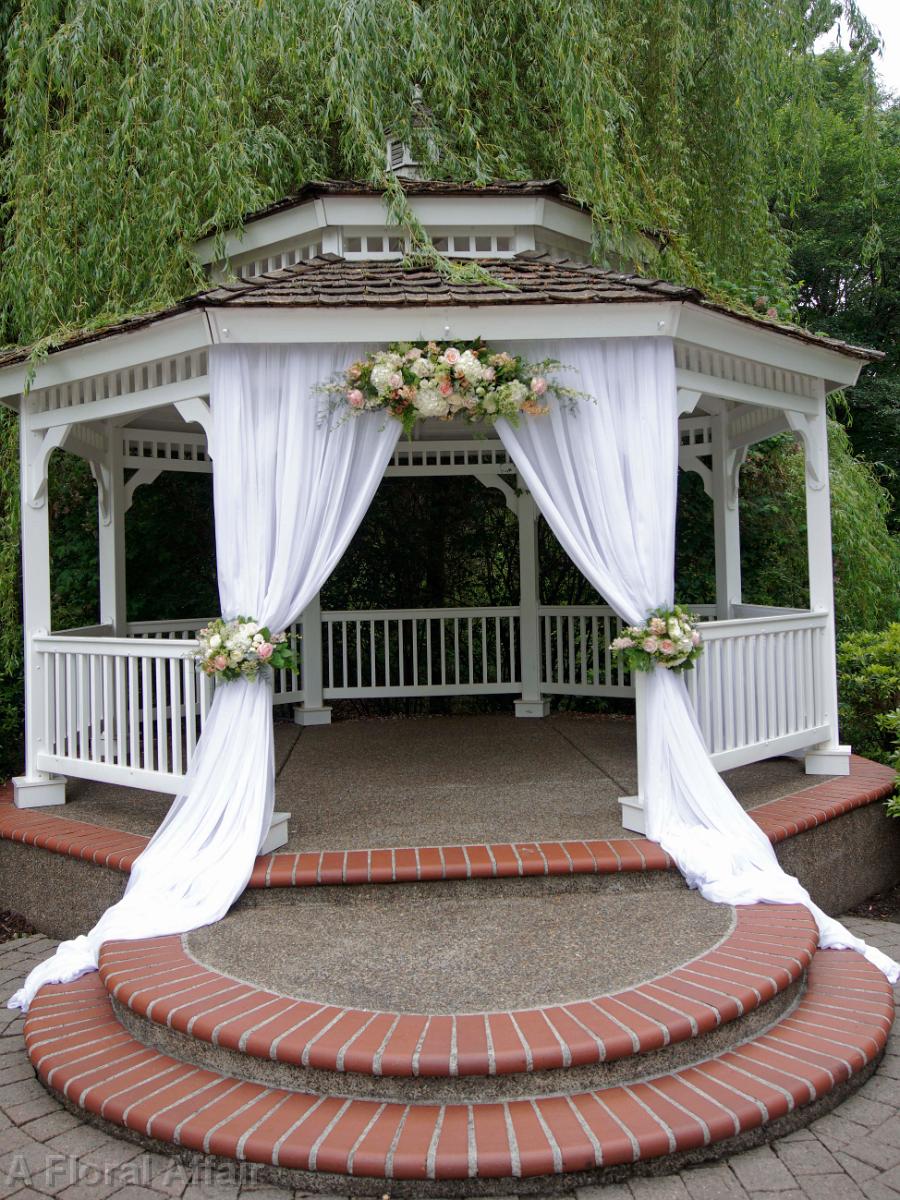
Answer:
642;637;658;653
530;376;548;395
691;630;701;646
388;372;403;389
347;388;365;408
439;380;453;395
659;639;675;654
442;347;461;364
257;642;274;661
347;364;362;380
405;347;422;360
483;366;495;381
213;655;227;670
766;307;778;319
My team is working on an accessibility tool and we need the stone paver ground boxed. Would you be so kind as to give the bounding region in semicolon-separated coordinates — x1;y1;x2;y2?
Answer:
0;918;897;1200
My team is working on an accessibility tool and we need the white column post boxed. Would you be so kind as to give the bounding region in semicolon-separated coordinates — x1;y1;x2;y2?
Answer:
711;409;743;621
790;397;850;775
515;491;549;717
13;398;66;806
96;423;127;634
293;591;331;726
618;670;648;833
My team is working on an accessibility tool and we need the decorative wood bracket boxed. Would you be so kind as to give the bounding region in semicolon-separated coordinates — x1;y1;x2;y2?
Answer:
175;397;214;450
785;410;826;491
677;388;702;416
726;446;747;510
124;465;164;513
27;425;71;508
90;461;113;526
473;472;519;514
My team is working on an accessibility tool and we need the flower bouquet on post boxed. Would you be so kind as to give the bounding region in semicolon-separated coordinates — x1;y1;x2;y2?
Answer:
610;606;703;674
194;617;298;682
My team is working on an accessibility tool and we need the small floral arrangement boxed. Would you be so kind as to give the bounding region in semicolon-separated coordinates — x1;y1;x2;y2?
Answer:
194;617;297;682
610;606;703;674
325;339;578;435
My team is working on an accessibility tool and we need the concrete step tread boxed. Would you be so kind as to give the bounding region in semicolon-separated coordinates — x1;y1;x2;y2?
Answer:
98;904;818;1078
24;951;893;1183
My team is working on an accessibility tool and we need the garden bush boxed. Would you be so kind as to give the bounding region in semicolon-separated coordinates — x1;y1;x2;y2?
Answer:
837;624;900;814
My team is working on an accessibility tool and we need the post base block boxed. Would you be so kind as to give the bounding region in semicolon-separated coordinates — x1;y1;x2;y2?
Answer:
260;811;290;855
514;699;550;719
804;745;852;776
618;795;646;835
13;775;67;808
292;706;332;727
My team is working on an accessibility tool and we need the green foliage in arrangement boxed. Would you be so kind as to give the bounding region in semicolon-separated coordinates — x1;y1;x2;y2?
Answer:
837;625;900;813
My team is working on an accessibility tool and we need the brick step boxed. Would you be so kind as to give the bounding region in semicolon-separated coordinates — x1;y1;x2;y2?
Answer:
24;951;893;1194
2;755;894;894
98;904;818;1101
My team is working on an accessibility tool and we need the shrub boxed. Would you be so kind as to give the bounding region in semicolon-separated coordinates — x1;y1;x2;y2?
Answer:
837;624;900;814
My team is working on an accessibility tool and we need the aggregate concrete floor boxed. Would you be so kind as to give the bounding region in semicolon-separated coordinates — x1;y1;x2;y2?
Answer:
3;917;899;1200
62;712;828;851
186;888;731;1012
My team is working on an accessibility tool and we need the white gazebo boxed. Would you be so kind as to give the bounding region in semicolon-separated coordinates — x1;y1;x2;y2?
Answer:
3;179;875;851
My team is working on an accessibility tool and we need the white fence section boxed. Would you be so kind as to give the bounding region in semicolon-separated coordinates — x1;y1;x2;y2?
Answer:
321;608;520;698
33;634;215;794
686;610;829;771
34;606;830;793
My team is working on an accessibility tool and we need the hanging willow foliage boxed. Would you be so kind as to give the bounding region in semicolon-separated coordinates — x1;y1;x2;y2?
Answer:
0;0;878;348
0;0;881;763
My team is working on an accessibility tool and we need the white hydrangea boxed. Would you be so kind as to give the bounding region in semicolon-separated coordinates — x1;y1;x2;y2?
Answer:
413;388;451;418
370;364;395;394
454;350;485;383
410;356;434;377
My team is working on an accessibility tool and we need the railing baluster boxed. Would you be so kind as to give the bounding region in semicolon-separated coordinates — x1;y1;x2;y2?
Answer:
184;657;197;765
155;657;168;774
169;657;182;777
494;616;501;684
102;655;114;765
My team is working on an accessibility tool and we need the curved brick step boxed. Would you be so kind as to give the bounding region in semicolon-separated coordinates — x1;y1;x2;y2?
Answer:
98;904;818;1100
24;951;893;1194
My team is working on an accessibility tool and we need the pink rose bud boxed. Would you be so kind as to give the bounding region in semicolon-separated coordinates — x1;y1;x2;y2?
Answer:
257;642;274;661
213;655;227;670
347;364;362;380
530;376;548;395
443;347;461;363
439;380;453;395
691;630;701;646
347;388;365;408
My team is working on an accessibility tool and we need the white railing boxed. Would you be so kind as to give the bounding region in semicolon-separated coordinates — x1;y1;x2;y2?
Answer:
539;604;718;695
36;604;831;794
321;607;520;698
34;634;214;794
685;610;829;770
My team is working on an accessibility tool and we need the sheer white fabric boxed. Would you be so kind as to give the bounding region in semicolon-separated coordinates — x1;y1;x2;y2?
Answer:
497;337;899;982
10;343;401;1011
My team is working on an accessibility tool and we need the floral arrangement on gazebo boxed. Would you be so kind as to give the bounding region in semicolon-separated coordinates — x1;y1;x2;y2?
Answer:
327;339;577;434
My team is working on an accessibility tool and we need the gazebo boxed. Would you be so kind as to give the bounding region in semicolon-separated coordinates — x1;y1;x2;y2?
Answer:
3;179;870;850
4;176;899;1195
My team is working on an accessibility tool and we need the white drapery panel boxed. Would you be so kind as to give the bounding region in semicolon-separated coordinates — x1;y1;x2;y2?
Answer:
10;343;401;1010
497;337;899;982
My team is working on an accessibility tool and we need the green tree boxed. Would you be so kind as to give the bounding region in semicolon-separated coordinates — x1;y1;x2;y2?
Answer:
787;49;900;522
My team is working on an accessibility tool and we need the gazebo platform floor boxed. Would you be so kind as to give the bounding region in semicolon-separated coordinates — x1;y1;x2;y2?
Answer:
23;712;861;847
2;722;898;1194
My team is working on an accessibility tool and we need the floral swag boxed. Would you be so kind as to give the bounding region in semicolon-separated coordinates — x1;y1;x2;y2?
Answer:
324;339;579;435
611;606;703;673
194;617;298;682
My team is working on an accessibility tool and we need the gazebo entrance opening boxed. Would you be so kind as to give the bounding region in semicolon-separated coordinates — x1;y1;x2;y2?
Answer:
28;419;834;849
